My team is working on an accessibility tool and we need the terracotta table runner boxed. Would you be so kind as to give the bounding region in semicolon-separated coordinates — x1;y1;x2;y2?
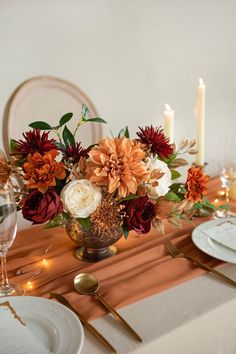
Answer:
7;177;224;320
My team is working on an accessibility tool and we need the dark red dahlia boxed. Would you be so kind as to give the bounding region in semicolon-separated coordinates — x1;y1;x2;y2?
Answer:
15;129;57;157
137;126;173;158
124;195;156;234
62;142;89;162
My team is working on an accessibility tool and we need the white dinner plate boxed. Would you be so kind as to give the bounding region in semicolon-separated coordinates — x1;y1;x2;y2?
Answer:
192;217;236;263
0;296;84;354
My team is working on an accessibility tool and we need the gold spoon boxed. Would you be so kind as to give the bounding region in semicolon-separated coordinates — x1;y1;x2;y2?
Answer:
74;273;143;343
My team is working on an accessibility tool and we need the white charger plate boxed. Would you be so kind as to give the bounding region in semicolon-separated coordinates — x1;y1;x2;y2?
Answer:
192;217;236;263
0;296;84;354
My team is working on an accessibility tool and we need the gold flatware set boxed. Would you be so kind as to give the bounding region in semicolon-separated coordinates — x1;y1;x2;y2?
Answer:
50;240;236;353
50;273;142;353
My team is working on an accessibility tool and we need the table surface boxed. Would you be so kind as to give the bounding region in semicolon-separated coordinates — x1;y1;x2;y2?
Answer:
7;177;236;354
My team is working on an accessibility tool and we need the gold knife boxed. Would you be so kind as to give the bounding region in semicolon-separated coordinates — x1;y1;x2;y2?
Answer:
50;292;117;353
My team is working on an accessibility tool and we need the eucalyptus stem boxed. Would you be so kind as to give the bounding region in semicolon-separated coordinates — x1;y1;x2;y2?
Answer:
73;118;86;137
53;128;62;144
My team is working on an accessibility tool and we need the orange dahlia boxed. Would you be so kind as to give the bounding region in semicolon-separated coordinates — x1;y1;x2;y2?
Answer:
86;137;148;197
185;166;209;202
0;150;12;184
23;150;66;193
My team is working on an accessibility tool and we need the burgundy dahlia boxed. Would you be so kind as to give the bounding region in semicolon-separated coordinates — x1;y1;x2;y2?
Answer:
137;126;173;158
124;195;156;234
62;142;89;162
14;129;57;157
21;188;63;224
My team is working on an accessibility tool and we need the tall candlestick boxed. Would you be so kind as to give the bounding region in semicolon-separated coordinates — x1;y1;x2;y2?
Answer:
163;104;174;143
195;78;205;166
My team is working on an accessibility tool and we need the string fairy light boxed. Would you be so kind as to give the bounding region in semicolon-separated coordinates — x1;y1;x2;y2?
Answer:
15;243;53;293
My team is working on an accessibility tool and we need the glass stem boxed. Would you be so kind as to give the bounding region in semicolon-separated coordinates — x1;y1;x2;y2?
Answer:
225;187;230;204
1;253;9;289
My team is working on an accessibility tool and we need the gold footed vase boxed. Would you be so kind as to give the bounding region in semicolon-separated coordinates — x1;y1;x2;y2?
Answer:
65;218;123;262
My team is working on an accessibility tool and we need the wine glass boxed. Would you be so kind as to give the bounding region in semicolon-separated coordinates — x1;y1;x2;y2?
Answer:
0;184;22;296
214;137;236;218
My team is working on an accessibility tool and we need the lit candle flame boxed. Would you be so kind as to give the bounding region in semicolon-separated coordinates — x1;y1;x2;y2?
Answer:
165;103;172;111
199;78;204;85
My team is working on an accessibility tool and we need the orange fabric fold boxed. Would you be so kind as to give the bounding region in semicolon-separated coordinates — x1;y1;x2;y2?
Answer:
8;177;224;320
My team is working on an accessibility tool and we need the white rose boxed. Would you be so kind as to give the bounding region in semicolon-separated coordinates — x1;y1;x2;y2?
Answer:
60;179;102;218
145;157;172;198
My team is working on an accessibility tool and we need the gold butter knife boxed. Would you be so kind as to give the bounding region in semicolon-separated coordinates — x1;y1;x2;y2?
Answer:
50;292;117;353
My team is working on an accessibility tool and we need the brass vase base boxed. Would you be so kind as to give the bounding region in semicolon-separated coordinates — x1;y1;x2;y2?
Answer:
74;245;118;262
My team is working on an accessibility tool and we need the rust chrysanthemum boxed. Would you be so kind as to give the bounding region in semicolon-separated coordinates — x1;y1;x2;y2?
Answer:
90;196;125;237
86;137;148;197
0;150;12;184
23;150;66;193
62;143;89;162
14;129;57;157
185;166;209;203
137;126;173;158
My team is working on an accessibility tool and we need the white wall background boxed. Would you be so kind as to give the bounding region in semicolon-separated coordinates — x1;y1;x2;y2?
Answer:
0;0;236;175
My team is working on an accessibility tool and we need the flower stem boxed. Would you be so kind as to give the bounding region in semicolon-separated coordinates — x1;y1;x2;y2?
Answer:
53;129;62;144
73;118;86;137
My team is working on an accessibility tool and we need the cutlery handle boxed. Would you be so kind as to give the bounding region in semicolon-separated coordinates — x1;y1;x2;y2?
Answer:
95;292;143;343
82;319;117;353
49;292;116;353
186;255;236;287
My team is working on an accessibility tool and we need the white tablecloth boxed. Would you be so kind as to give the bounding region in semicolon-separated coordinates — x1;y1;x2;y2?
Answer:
81;263;236;354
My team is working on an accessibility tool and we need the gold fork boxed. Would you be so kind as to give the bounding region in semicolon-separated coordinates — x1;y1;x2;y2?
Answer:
164;240;236;287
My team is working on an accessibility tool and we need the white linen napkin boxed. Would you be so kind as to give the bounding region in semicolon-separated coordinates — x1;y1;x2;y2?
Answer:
203;221;236;251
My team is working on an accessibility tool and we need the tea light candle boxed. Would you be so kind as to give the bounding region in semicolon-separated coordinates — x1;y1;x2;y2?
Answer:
164;104;174;143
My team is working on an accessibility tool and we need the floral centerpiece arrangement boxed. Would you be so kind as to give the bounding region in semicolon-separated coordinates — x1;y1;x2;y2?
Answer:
0;105;217;261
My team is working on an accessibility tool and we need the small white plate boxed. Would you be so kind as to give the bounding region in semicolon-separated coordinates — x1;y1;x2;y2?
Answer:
0;296;84;354
192;217;236;263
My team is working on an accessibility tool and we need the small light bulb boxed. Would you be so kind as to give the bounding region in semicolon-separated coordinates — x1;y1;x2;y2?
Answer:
26;281;33;290
42;258;48;267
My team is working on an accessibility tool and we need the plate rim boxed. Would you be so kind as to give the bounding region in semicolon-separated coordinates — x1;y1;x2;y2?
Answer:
192;217;236;263
0;295;84;354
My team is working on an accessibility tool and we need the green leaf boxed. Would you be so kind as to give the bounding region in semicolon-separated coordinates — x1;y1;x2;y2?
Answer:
44;213;68;229
165;192;181;202
169;183;185;199
219;204;231;210
78;217;91;231
10;139;17;153
16;158;26;167
179;185;186;194
118;126;130;139
171;170;181;180
85;118;107;124
59;112;73;127
62;125;75;147
119;194;140;203
82;104;90;118
55;142;66;150
118;128;125;138
29;121;52;130
163;153;177;165
122;224;129;239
